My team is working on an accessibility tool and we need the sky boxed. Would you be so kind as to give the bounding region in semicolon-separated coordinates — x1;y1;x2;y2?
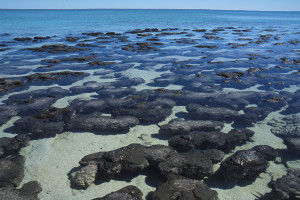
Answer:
1;0;300;11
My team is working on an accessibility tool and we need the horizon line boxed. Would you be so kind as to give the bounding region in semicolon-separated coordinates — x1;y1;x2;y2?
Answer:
0;8;300;12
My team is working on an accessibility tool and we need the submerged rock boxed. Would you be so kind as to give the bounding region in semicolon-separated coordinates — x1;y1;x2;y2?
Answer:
186;104;239;121
24;44;89;53
0;155;25;187
70;145;174;189
0;135;29;158
0;78;25;93
92;185;143;200
270;168;300;200
158;150;214;180
0;181;42;200
70;164;98;189
150;179;219;200
220;145;277;182
66;113;139;133
112;99;174;123
168;129;254;152
268;115;300;138
160;119;224;136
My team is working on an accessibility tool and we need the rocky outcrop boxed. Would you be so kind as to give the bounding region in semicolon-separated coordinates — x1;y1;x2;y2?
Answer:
92;185;143;200
0;181;42;200
0;135;29;158
186;104;239;121
168;129;254;152
24;44;89;53
160;119;224;136
270;168;300;200
150;179;219;200
70;144;220;189
0;78;25;93
220;145;277;182
158;150;215;180
66;113;139;133
0;155;25;187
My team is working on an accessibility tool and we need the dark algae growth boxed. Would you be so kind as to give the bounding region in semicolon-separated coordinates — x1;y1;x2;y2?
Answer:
0;10;300;199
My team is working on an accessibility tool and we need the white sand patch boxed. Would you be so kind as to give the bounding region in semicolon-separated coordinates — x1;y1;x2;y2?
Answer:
19;122;167;200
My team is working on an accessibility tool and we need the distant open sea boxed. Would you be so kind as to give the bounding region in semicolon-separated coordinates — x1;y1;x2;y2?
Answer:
1;9;300;36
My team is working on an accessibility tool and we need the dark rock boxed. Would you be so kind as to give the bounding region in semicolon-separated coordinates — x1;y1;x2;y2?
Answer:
0;135;29;158
97;88;136;98
0;155;25;187
33;36;51;40
294;59;300;65
0;181;42;200
24;71;84;82
66;113;139;133
92;185;143;200
160;119;224;136
252;145;278;160
168;129;254;153
13;116;65;138
158;150;214;180
66;37;79;42
186;104;239;121
82;32;103;36
270;168;300;200
268;115;300;138
88;60;115;66
248;68;267;74
217;72;244;79
150;179;219;200
194;45;218;49
0;78;25;93
284;137;300;153
192;29;207;32
111;99;174;123
143;145;176;167
235;107;272;126
71;144;175;188
24;44;89;53
220;145;277;182
14;37;32;42
77;43;98;47
93;144;149;176
70;98;136;114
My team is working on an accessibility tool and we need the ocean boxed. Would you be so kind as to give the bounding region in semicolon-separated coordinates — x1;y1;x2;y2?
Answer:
0;9;299;200
1;9;300;36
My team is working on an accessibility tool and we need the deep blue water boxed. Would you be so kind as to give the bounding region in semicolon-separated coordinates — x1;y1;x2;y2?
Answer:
1;9;300;36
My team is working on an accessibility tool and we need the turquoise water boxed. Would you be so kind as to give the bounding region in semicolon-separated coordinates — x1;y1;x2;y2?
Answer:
1;9;300;36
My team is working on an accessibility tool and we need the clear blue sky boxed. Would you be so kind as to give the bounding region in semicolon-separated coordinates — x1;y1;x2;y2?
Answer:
1;0;300;11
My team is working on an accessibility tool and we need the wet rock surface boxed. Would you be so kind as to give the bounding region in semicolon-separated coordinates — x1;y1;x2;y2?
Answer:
24;44;89;53
70;144;222;189
0;135;29;158
0;155;25;187
220;145;277;182
150;179;219;200
92;185;143;200
0;181;42;200
160;119;224;136
270;168;300;200
168;129;254;152
186;104;239;121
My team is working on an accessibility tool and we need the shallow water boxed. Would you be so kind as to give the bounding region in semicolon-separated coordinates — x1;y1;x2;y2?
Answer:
0;9;300;200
